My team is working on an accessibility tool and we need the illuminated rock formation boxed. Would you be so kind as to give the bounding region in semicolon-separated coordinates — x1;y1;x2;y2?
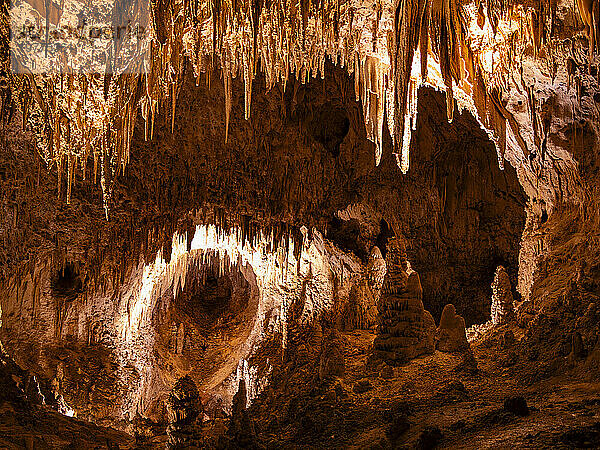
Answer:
466;266;519;341
435;304;469;353
3;0;596;229
373;237;435;363
491;266;515;325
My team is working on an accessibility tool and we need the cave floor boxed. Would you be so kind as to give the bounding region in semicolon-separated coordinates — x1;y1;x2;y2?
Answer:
251;329;600;449
344;331;600;449
3;329;600;449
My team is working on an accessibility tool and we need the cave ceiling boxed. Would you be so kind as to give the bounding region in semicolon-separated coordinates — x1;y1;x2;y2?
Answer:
1;0;598;217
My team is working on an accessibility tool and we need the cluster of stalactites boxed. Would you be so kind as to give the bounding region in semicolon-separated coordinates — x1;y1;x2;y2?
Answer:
182;0;351;143
3;0;597;214
9;71;141;218
385;0;478;174
467;1;554;166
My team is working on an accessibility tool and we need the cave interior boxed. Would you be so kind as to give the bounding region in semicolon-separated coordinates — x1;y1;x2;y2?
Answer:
2;0;600;448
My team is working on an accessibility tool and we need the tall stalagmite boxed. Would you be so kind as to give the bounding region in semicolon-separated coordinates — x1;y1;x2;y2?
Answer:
373;236;435;363
491;266;515;325
166;376;203;449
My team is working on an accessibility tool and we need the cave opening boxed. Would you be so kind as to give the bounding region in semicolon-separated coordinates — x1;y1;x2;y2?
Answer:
138;248;264;422
171;254;253;333
188;274;233;316
403;87;527;326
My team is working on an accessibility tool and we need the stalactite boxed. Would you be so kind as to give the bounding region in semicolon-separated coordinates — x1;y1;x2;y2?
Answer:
577;0;600;70
391;0;427;170
224;64;233;144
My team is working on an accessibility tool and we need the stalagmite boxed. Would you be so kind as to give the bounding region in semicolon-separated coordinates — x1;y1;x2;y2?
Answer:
366;246;386;302
228;379;257;446
435;304;469;353
373;236;436;363
491;265;514;325
166;376;203;448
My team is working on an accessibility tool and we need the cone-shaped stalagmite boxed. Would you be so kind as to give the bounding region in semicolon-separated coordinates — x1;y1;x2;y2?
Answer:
373;236;435;363
366;245;386;302
436;304;469;353
228;379;257;446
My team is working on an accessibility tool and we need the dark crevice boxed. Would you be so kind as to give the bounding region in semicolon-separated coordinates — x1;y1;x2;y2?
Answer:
309;103;350;157
51;263;83;301
326;217;368;261
375;219;394;258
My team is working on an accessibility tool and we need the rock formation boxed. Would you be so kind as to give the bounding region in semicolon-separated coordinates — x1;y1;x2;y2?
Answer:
466;266;518;341
436;304;469;353
0;336;132;447
366;246;386;302
373;236;436;363
503;396;529;417
491;266;515;325
319;329;346;380
0;60;528;426
166;376;203;449
571;331;587;359
340;279;378;331
227;379;257;447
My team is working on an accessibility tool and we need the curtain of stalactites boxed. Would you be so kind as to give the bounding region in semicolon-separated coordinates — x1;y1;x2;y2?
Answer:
1;0;596;215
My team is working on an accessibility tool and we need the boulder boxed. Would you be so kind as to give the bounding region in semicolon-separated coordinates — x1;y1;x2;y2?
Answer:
503;396;529;417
